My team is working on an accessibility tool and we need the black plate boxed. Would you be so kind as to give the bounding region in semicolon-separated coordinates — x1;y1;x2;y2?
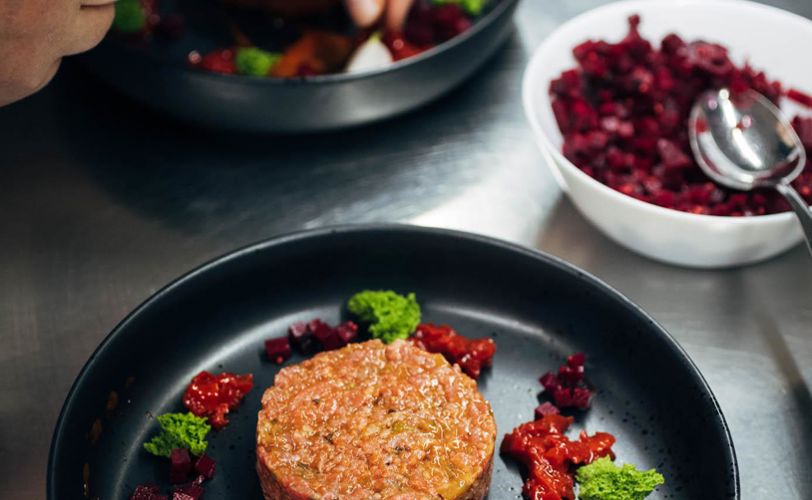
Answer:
48;225;739;499
79;0;519;133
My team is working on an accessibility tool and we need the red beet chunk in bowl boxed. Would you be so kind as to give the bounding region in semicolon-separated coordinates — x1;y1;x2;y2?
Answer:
549;15;812;216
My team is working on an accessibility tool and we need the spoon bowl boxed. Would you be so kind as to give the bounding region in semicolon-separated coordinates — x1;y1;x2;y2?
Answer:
689;89;806;190
689;88;812;256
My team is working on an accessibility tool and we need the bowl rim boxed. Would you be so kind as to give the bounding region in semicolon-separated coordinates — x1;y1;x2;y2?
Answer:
103;0;520;86
523;0;811;225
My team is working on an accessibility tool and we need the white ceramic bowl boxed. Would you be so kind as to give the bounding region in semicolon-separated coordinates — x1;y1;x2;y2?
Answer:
524;0;812;268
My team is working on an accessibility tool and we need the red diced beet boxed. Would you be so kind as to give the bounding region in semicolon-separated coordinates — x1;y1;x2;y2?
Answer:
534;402;560;419
539;372;559;392
335;321;359;345
288;321;313;353
286;319;361;355
792;116;812;150
194;454;216;480
170;448;192;484
130;484;163;500
264;337;292;364
172;483;205;500
540;353;595;410
567;352;586;367
571;387;593;410
432;4;470;41
550;14;812;217
788;88;812;108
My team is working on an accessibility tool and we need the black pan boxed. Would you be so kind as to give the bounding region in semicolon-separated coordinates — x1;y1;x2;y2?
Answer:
48;225;739;499
79;0;519;133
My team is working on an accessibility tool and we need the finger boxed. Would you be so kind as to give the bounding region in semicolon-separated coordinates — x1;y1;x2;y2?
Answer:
344;0;385;28
385;0;415;31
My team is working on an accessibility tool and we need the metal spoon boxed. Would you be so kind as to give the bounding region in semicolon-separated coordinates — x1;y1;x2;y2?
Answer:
689;88;812;255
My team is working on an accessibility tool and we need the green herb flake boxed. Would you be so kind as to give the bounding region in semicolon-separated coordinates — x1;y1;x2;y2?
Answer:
235;47;281;76
432;0;487;16
347;290;421;344
143;412;211;457
113;0;146;33
576;456;665;500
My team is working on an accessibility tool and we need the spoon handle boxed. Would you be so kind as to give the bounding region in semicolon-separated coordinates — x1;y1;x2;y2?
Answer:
776;181;812;256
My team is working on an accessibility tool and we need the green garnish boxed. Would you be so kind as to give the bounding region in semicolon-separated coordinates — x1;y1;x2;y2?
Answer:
235;47;281;76
347;290;421;344
143;412;211;457
432;0;487;16
576;456;665;500
113;0;146;33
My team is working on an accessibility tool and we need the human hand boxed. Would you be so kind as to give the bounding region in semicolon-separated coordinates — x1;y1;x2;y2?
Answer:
344;0;415;31
0;0;115;106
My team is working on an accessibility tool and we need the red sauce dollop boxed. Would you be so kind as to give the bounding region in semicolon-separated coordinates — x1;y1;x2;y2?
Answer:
408;323;495;379
183;371;253;430
501;414;616;500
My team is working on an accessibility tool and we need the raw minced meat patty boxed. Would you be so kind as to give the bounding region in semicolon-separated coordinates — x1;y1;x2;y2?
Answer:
256;339;496;499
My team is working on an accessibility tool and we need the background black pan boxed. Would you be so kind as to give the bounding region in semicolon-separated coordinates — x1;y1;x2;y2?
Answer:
48;225;739;499
79;0;520;133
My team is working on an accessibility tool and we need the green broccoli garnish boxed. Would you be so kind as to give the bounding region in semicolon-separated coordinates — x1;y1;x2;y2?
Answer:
143;412;211;457
347;290;421;343
576;456;665;500
432;0;488;16
235;47;281;77
113;0;146;33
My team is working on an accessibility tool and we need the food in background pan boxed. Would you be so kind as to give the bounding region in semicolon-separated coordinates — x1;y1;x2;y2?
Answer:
112;0;492;77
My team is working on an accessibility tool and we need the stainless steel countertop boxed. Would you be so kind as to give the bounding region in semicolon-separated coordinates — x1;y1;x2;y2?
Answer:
1;0;810;498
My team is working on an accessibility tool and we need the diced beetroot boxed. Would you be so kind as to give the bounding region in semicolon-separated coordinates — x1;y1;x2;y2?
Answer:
550;14;812;216
793;116;812;150
264;337;292;364
288;321;313;353
567;352;586;367
130;484;163;500
335;321;359;345
788;88;812;108
432;4;471;42
534;402;560;419
169;448;192;484
172;483;204;500
310;319;343;350
539;353;594;410
194;454;216;480
286;319;360;355
539;372;559;392
404;0;435;46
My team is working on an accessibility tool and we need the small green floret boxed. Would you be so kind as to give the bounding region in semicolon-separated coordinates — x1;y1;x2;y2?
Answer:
576;456;665;500
235;47;281;76
347;290;421;344
143;412;210;457
432;0;487;16
113;0;146;33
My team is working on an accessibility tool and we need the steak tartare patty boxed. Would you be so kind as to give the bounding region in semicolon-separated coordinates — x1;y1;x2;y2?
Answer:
256;340;496;499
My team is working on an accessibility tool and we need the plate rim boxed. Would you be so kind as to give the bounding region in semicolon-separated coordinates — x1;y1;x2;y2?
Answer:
47;223;740;498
